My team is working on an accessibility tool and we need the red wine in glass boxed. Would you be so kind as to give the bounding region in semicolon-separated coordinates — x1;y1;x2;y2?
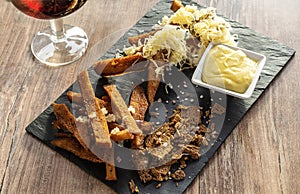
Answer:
11;0;87;19
11;0;89;66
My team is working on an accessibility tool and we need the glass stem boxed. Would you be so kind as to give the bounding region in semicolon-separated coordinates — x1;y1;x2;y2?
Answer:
50;19;65;41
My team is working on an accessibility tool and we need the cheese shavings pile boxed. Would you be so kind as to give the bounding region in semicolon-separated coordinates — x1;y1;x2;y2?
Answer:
142;25;188;65
161;5;237;47
122;5;237;71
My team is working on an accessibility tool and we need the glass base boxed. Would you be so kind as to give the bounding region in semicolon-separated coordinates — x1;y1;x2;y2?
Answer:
31;24;88;67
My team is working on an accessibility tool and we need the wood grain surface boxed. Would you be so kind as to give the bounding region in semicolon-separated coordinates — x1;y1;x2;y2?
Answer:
0;0;299;194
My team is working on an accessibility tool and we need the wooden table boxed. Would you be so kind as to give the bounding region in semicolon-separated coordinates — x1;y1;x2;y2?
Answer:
1;0;299;193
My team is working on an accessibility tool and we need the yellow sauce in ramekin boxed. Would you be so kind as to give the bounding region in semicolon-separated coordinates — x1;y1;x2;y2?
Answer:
202;45;258;94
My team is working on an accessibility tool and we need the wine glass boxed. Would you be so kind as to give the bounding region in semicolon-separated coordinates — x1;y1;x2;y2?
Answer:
11;0;89;66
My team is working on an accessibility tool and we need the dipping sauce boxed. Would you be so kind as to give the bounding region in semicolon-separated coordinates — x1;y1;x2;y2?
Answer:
202;45;258;93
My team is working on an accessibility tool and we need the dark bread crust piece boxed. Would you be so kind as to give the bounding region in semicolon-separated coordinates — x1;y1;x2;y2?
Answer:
104;84;142;135
77;70;112;148
171;0;184;12
52;103;91;150
128;30;158;46
94;53;146;76
51;136;103;163
129;85;148;121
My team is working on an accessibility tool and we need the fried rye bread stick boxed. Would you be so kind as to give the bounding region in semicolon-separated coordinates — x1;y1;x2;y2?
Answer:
77;70;112;148
129;85;149;121
68;91;135;143
128;30;158;46
66;91;105;105
52;103;91;150
129;85;149;148
52;104;101;162
94;53;146;76
78;70;117;180
105;153;117;181
110;129;134;142
67;91;112;114
171;0;184;12
147;53;166;104
51;136;103;163
103;84;142;135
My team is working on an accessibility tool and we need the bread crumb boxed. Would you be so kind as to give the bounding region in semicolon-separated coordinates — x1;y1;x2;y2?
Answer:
184;144;201;160
171;169;186;181
129;179;139;193
106;114;116;122
156;183;162;189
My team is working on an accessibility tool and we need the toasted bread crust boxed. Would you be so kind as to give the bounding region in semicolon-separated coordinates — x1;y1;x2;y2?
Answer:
110;129;134;142
129;85;148;121
128;30;158;46
105;158;117;181
104;84;142;135
51;137;103;163
171;0;184;12
77;70;112;148
147;61;162;104
52;103;90;150
129;86;148;148
94;53;146;76
66;91;112;113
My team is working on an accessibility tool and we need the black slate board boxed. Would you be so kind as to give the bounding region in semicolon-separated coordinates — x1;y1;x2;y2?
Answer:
25;0;295;193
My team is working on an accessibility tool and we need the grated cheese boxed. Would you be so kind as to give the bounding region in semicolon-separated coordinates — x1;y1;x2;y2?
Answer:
142;25;188;65
161;6;236;47
128;106;136;114
123;45;143;56
106;114;116;122
121;6;237;74
111;127;120;134
76;115;89;123
192;17;235;47
101;107;108;115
